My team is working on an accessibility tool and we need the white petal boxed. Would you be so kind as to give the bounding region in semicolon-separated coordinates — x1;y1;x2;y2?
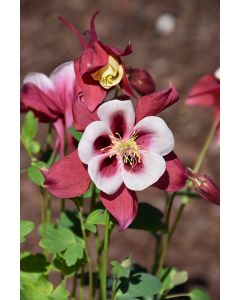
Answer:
88;154;123;195
133;116;174;156
121;150;166;191
97;99;135;137
23;72;55;93
78;121;112;164
50;61;75;94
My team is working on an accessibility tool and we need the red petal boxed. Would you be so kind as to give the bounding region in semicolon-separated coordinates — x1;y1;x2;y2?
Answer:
127;67;156;96
186;74;220;107
20;84;58;122
135;83;179;122
100;186;138;230
74;59;107;112
100;41;133;57
153;151;187;192
44;150;91;198
73;94;99;131
89;11;99;42
119;64;136;98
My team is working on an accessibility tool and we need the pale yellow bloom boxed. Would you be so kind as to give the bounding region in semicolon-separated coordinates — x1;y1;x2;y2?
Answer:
91;55;123;89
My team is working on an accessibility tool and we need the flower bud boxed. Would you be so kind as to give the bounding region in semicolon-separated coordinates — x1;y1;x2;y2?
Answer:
127;67;156;95
187;168;220;205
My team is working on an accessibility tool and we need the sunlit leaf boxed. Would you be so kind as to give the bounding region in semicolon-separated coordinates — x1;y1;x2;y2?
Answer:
20;220;34;243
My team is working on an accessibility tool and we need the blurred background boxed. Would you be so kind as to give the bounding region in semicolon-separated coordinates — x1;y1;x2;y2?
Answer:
21;0;220;299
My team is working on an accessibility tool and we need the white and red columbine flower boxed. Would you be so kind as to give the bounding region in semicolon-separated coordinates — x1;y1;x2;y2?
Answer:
44;84;187;229
78;100;174;195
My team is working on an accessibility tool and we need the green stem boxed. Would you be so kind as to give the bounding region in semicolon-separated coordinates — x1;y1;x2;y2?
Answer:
61;198;66;212
46;193;52;224
40;187;46;235
151;234;161;275
79;266;85;300
71;274;77;300
165;293;189;299
156;193;176;277
193;116;219;173
100;211;110;300
74;200;93;300
169;117;220;240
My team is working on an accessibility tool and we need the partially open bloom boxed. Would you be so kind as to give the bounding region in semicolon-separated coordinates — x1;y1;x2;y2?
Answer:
21;61;76;156
186;69;220;142
60;12;135;112
187;168;220;205
44;84;187;229
127;67;156;96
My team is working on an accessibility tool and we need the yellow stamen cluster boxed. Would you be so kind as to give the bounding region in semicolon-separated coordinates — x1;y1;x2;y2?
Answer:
105;132;142;167
91;55;123;89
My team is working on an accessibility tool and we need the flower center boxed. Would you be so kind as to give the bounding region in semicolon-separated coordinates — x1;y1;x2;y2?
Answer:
107;132;142;166
91;55;123;89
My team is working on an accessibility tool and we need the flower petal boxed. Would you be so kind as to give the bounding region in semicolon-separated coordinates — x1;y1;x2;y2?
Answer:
44;150;91;198
121;150;166;191
100;41;133;57
127;67;156;96
186;74;220;107
134;116;174;156
119;63;137;98
73;96;99;131
88;154;123;195
100;186;138;230
53;119;65;158
50;61;76;114
153;151;187;192
97;99;135;138
74;59;107;112
78;121;112;164
135;83;179;122
20;83;58;122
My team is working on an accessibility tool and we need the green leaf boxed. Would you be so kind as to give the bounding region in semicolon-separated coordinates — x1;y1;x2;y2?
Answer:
22;111;38;142
57;211;82;237
85;222;97;233
28;140;41;154
53;255;84;277
117;273;161;298
39;227;75;253
20;273;53;300
86;209;107;225
63;241;84;266
160;268;188;295
129;203;165;232
20;253;50;273
50;282;69;300
190;289;211;300
38;223;55;238
28;165;44;186
68;127;83;141
20;220;34;243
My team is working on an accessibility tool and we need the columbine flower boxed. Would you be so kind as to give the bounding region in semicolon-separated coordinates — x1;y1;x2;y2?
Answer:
187;168;220;205
78;100;174;194
44;84;187;229
21;61;76;157
59;12;135;112
127;67;156;96
185;69;220;142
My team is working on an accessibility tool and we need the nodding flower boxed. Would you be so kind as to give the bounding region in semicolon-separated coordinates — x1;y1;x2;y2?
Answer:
59;12;135;112
21;61;76;157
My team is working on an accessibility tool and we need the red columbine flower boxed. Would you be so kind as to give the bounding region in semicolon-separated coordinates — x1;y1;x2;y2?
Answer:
187;168;220;205
185;69;220;143
59;12;135;112
127;67;156;96
44;84;187;229
21;62;76;157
